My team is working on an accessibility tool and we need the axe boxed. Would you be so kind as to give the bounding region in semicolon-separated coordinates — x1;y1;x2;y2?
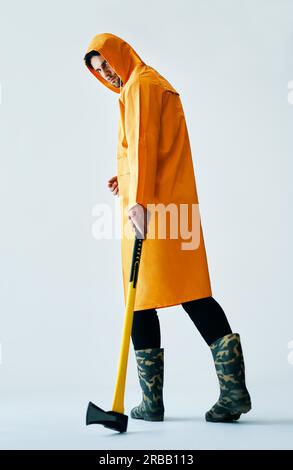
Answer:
86;232;144;433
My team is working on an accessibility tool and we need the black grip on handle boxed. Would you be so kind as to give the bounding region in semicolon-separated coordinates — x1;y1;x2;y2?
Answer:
129;234;143;288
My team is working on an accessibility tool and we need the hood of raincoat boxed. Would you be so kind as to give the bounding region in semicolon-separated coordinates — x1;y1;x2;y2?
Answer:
84;33;145;94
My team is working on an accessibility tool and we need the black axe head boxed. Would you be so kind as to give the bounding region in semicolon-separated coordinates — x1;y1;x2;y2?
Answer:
86;401;128;433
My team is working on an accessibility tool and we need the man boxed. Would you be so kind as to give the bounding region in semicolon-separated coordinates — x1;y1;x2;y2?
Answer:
84;33;251;423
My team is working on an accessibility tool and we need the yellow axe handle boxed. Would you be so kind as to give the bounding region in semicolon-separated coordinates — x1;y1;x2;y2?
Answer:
112;234;143;414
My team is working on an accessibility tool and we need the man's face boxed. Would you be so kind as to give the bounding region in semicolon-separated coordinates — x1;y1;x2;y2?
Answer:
90;54;122;88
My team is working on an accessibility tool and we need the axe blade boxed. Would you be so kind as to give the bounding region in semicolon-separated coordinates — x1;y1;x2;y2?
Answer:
86;401;128;433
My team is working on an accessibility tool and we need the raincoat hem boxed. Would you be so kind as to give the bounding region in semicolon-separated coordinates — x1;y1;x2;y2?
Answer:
133;290;213;311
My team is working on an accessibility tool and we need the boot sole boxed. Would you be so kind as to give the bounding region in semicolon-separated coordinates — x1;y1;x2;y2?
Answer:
205;413;241;423
130;411;164;421
205;405;251;423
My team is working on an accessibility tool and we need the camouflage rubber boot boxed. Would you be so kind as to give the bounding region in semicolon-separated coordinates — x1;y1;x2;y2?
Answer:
131;347;165;421
206;333;252;423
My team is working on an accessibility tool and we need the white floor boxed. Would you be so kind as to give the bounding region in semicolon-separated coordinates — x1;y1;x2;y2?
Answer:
0;385;292;450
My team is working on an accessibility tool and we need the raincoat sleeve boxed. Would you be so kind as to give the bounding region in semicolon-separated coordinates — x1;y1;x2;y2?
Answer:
124;78;163;210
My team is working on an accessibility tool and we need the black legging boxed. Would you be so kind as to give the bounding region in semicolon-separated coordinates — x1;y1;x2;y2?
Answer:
131;296;232;350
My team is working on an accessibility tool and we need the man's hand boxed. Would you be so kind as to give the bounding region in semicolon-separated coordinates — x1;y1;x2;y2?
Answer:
107;176;119;196
128;203;150;239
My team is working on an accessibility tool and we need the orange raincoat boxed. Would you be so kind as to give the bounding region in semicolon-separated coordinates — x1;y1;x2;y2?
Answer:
85;33;212;310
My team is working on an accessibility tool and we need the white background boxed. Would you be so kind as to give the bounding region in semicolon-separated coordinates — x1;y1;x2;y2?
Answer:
0;0;292;449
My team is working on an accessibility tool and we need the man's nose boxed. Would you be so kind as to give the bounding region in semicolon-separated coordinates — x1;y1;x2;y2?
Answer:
104;66;112;76
102;70;110;80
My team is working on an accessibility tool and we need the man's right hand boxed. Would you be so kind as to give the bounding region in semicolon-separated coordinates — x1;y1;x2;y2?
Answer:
107;175;119;196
